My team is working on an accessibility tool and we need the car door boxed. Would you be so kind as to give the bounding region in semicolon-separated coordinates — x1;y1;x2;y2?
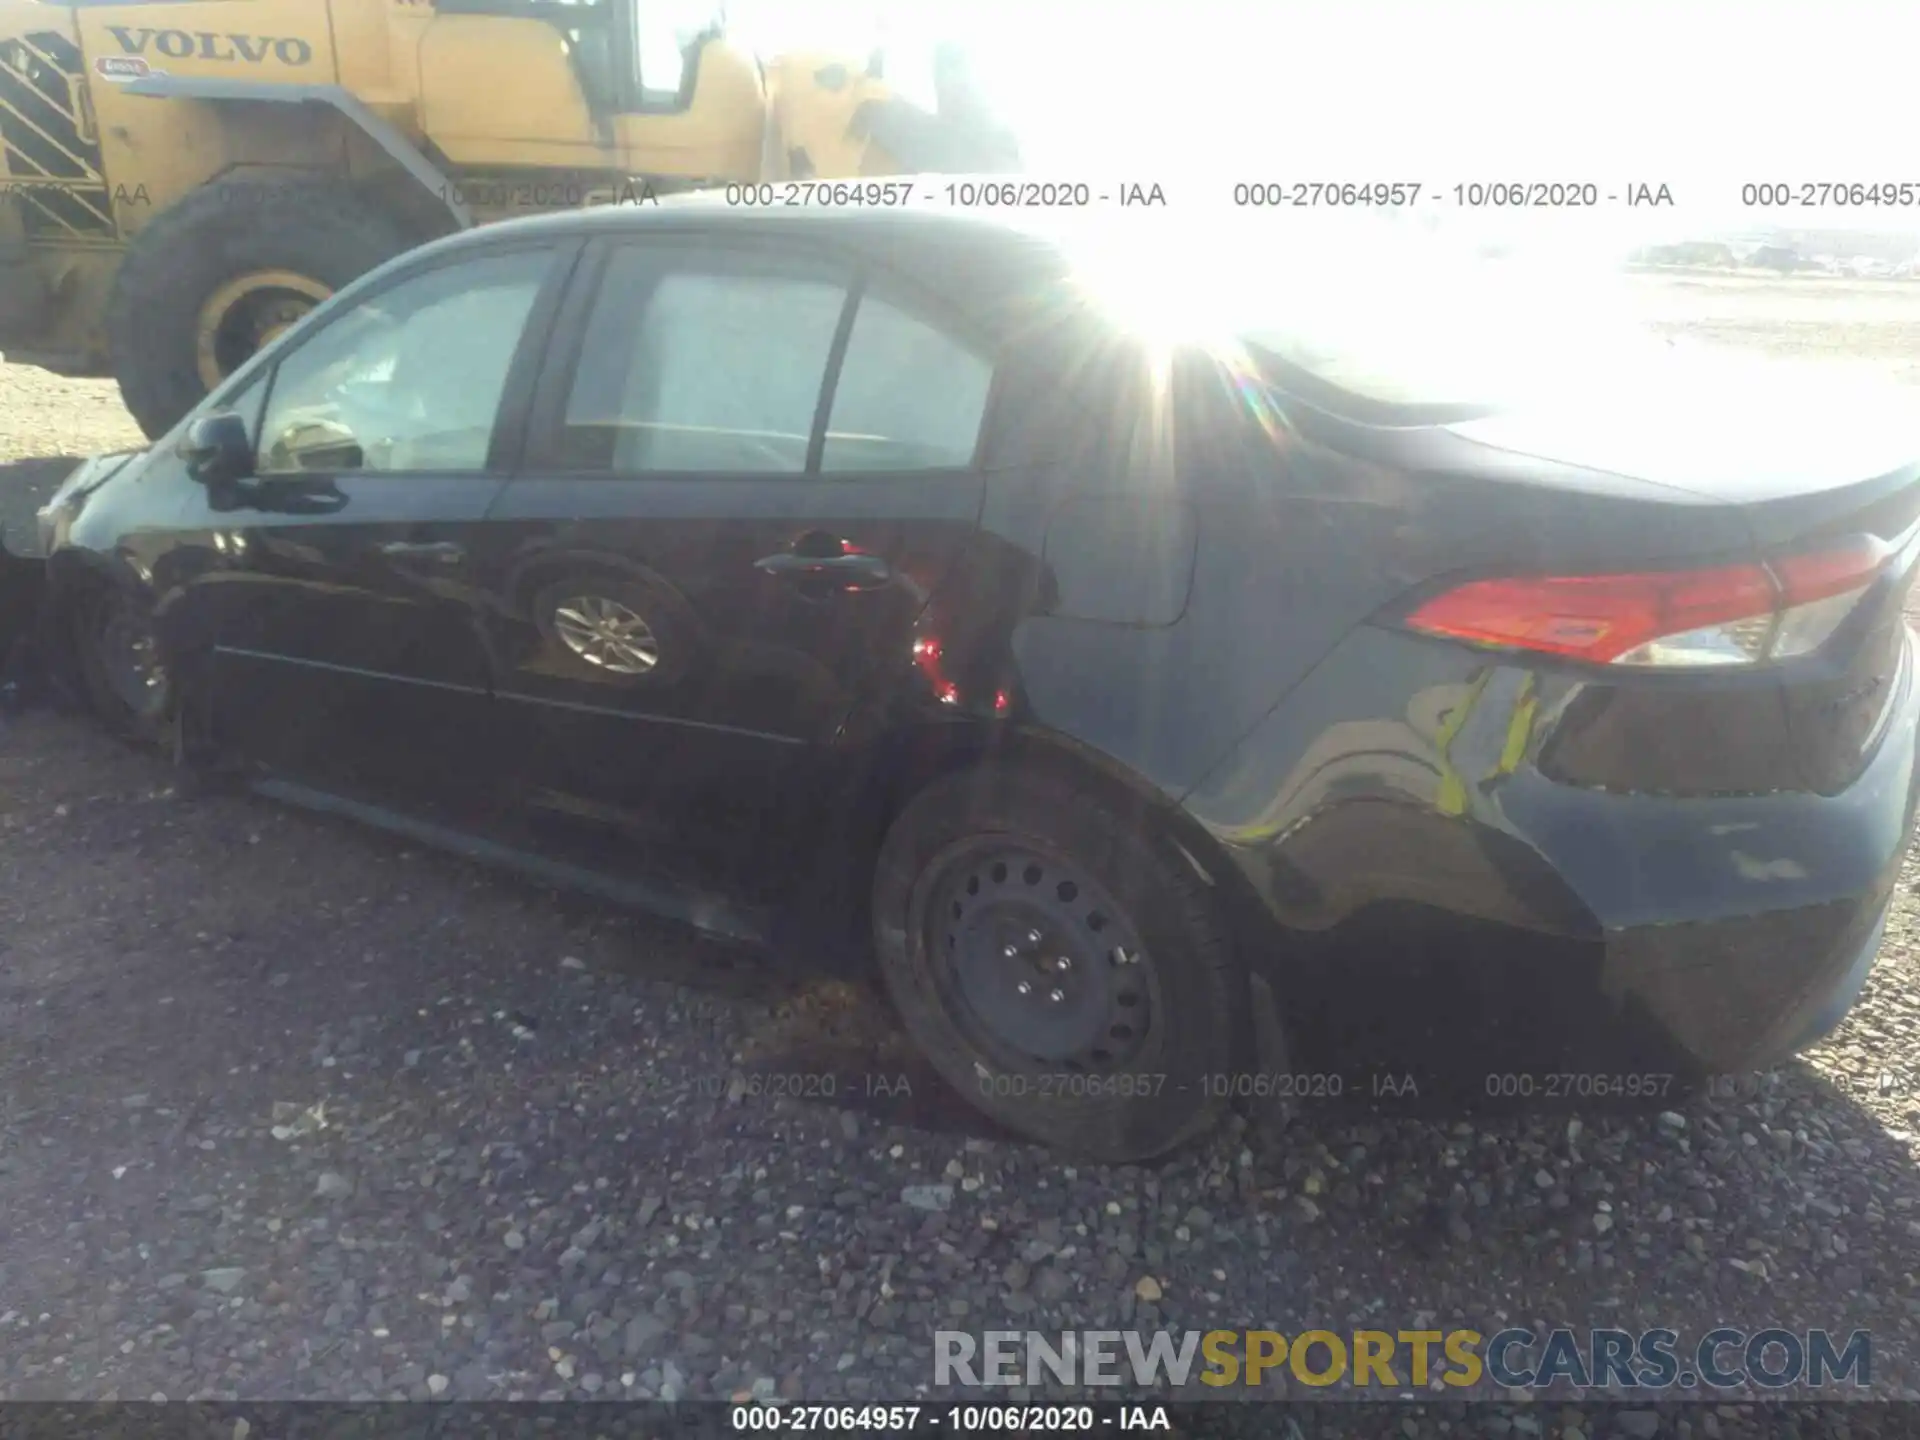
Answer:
183;240;574;800
475;231;997;872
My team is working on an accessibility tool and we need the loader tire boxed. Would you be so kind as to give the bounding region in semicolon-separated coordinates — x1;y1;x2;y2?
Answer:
106;178;414;440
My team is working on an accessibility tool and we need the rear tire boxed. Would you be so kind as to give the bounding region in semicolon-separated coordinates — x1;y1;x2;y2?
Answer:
106;177;413;440
871;765;1248;1163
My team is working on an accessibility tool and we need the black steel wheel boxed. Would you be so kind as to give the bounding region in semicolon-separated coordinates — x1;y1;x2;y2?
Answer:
69;586;248;792
873;765;1249;1162
929;840;1162;1075
72;585;170;745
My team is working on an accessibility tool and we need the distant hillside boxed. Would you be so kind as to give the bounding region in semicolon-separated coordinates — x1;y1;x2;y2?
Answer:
1732;227;1920;264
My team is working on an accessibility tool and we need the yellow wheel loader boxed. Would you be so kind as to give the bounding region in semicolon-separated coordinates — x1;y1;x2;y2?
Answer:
0;0;1018;438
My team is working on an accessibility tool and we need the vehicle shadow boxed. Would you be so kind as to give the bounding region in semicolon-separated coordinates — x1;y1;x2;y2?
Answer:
170;769;1021;1141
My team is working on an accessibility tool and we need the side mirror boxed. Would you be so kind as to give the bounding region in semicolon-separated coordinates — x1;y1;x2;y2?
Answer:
179;412;254;486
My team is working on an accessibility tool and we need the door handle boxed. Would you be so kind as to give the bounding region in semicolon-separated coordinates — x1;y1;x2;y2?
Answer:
378;540;465;564
754;550;893;587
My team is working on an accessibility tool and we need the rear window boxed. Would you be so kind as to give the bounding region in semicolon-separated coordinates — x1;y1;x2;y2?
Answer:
1054;215;1669;411
1234;261;1663;409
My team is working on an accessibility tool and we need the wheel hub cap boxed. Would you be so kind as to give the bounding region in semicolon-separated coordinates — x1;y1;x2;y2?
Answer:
99;602;167;718
551;595;660;675
933;845;1154;1070
195;270;332;392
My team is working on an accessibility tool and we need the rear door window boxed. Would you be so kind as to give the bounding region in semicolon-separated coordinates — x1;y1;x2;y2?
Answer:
557;247;849;473
821;287;993;472
554;243;995;476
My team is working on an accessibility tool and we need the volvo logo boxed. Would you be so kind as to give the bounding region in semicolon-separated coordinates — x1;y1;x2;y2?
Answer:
106;26;315;66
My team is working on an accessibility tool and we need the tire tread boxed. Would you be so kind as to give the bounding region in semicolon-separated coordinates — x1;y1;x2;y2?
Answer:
106;177;413;439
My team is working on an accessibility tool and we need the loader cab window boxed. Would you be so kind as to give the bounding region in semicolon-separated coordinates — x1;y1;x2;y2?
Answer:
632;2;722;111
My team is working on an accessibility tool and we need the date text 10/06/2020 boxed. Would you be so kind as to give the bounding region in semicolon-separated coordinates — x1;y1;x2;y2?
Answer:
968;1069;1915;1105
728;1404;1164;1433
971;1070;1677;1104
685;1066;1912;1107
709;179;1670;211
44;179;1920;215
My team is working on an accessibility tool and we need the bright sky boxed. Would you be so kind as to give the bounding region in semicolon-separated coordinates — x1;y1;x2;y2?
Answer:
730;0;1920;246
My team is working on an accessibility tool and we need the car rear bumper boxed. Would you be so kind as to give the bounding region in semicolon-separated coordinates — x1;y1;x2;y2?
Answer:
1529;626;1919;1074
1186;623;1920;1083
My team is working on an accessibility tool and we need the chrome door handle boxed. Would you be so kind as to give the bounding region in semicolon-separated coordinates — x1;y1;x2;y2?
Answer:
754;551;893;586
378;540;465;564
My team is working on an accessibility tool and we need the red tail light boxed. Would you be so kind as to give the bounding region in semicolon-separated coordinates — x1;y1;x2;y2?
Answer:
1771;535;1888;604
1404;540;1889;668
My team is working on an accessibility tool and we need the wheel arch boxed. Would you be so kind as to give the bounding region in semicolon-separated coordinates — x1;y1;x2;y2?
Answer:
42;542;153;661
116;77;474;232
807;719;1289;984
43;542;134;623
39;542;176;729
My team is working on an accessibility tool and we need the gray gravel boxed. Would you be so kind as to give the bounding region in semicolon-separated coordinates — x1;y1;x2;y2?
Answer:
2;713;1917;1413
3;279;1920;1412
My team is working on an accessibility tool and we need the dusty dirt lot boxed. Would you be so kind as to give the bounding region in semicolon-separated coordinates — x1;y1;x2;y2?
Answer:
0;362;141;559
3;277;1920;1416
1627;273;1920;391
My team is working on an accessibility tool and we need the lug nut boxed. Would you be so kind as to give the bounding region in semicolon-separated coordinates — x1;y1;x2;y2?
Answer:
1016;981;1032;995
1049;988;1065;1003
1056;956;1072;971
1003;944;1019;959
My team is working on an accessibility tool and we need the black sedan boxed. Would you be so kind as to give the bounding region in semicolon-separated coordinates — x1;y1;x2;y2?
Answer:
20;197;1920;1161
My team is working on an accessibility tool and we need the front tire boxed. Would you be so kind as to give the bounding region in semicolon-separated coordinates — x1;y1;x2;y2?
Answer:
69;585;238;796
70;585;170;747
871;765;1248;1162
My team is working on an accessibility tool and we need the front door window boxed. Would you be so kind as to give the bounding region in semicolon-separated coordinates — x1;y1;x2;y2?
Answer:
256;248;552;475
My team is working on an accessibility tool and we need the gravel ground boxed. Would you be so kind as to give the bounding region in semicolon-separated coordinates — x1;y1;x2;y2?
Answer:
0;362;141;558
4;278;1920;1416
